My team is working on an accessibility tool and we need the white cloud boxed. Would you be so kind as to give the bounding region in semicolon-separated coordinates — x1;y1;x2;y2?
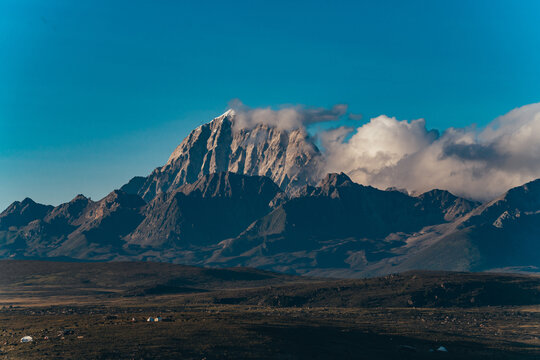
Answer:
321;115;438;185
322;102;540;200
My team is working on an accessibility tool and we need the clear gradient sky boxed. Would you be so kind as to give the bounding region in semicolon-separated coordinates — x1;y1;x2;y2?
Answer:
1;0;540;210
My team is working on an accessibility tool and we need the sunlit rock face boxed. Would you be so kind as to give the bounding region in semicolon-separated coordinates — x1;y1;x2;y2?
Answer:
122;110;322;202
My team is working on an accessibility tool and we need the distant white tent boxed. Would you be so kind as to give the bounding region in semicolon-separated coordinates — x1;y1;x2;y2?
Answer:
147;317;154;322
20;336;33;343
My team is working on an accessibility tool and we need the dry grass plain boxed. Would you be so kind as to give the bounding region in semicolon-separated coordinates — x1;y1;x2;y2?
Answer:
1;260;540;359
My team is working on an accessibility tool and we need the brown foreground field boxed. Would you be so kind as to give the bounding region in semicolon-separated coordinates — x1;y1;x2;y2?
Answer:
1;260;540;359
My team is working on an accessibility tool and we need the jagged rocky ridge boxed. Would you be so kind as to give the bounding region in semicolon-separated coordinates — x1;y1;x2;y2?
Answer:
208;173;481;274
0;191;146;260
121;110;322;202
2;172;539;277
1;111;540;277
382;177;540;275
126;172;281;249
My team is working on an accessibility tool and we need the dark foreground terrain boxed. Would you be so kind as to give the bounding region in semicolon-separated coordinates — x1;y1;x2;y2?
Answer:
1;261;540;359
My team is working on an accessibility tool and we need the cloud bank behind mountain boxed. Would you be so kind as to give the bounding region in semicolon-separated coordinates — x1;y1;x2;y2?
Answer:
231;101;540;201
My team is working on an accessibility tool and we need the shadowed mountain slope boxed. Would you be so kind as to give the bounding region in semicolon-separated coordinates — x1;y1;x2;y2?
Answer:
387;178;540;274
0;190;146;260
0;198;53;230
208;173;480;275
126;172;282;248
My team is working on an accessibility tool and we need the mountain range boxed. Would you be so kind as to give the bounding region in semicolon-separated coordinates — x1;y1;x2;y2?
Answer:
2;111;539;277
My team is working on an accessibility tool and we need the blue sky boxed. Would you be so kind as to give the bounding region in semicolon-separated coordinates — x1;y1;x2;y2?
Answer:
1;0;540;210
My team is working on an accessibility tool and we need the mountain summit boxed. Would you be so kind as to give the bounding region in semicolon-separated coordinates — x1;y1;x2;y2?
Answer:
122;110;322;201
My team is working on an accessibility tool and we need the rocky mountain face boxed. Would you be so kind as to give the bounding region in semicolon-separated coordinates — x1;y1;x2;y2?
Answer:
122;110;322;202
369;178;540;277
415;189;480;222
1;110;540;277
0;191;145;260
0;198;53;230
207;173;481;274
126;172;281;249
463;178;540;229
0;172;282;262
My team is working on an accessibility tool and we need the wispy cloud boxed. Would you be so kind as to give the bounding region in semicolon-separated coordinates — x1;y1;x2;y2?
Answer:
228;99;348;131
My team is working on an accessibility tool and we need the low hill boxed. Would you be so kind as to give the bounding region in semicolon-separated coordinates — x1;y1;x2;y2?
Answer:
2;260;540;309
0;260;297;298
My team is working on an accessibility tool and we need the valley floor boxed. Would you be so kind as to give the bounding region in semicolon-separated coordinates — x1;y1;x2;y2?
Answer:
1;261;540;359
1;301;540;359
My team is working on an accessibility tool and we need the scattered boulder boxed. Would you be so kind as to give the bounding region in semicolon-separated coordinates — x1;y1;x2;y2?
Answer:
20;336;33;343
